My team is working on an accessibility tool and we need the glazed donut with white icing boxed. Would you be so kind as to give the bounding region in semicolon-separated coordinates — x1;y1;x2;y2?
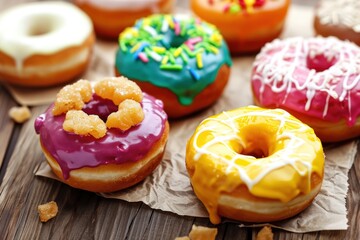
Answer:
35;77;169;192
73;0;174;39
251;37;360;142
186;106;324;224
0;1;95;87
314;0;360;46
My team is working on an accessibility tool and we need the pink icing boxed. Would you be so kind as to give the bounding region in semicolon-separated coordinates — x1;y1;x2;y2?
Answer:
251;37;360;126
35;93;168;179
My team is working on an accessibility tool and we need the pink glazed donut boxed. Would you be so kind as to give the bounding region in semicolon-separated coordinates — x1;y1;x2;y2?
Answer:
251;37;360;142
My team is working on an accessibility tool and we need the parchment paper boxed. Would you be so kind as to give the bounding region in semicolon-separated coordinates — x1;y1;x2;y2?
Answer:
31;5;357;232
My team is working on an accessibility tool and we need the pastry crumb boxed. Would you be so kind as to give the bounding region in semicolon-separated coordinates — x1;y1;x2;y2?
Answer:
53;77;146;137
106;99;144;131
94;76;143;105
38;201;58;223
175;237;190;240
63;110;106;139
256;226;273;240
176;225;217;240
52;79;92;116
189;225;217;240
9;106;31;123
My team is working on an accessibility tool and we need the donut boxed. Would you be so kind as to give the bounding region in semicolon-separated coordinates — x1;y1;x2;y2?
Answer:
251;37;360;142
314;0;360;46
115;14;232;118
186;106;325;224
73;0;174;39
0;1;95;87
190;0;290;53
35;77;169;193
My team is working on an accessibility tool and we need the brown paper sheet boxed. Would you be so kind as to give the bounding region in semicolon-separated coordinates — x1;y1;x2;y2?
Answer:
31;5;355;232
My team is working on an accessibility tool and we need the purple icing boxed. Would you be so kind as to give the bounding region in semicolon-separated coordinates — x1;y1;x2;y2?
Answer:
35;93;167;179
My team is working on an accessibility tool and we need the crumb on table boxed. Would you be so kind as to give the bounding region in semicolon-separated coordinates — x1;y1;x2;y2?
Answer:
256;226;273;240
176;224;218;240
174;237;190;240
8;106;31;123
37;201;58;223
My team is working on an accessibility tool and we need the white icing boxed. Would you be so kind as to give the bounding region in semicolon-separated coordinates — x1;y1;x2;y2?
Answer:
0;48;90;77
0;1;93;72
192;107;319;195
317;0;360;33
76;0;161;11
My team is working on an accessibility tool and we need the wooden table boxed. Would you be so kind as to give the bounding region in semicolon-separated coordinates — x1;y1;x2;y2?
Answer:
0;0;359;239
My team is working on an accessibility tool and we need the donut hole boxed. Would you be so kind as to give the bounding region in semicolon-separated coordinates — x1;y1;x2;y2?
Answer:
162;31;187;48
82;95;118;121
306;52;338;72
242;146;268;159
238;125;274;159
26;15;57;36
29;26;51;36
170;37;186;48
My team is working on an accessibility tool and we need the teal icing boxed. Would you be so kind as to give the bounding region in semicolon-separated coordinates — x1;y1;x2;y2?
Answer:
115;14;232;106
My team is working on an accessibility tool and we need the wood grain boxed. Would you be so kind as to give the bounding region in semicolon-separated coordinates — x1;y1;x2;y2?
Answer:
0;0;359;240
0;87;16;170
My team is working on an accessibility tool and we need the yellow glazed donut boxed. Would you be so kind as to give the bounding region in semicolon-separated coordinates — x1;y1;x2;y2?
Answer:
186;106;325;224
0;1;95;87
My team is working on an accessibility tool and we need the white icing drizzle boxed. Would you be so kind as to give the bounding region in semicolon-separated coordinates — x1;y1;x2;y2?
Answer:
317;0;360;33
252;37;360;120
192;107;318;192
0;2;93;72
76;0;161;12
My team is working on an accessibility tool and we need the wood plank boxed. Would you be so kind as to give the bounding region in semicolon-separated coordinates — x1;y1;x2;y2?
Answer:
0;87;16;169
0;1;359;240
92;200;143;239
219;222;249;240
345;144;360;240
0;106;47;239
132;205;195;239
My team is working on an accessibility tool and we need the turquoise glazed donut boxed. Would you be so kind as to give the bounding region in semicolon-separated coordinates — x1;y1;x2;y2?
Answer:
115;14;232;118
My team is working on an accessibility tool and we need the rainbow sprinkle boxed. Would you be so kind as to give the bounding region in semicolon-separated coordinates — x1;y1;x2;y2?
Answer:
196;53;203;69
152;46;166;54
138;52;149;63
188;67;200;81
161;55;169;65
208;0;266;13
166;15;175;28
174;22;181;35
160;64;183;70
119;14;225;80
173;48;183;57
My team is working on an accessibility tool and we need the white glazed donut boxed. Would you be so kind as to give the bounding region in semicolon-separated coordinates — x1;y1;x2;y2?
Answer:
0;1;95;87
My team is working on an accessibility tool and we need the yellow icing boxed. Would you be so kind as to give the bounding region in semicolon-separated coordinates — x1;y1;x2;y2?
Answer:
185;106;325;224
